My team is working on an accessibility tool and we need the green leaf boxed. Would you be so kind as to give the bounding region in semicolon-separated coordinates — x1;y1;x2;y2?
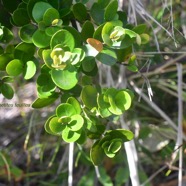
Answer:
76;129;86;144
90;140;105;165
2;0;20;13
114;90;132;111
19;24;37;43
43;8;60;26
45;27;61;36
0;83;14;99
72;3;87;22
23;60;36;79
67;97;81;115
62;126;82;142
12;8;30;26
32;93;59;108
140;33;150;44
104;0;118;21
0;28;4;40
68;114;84;131
14;42;36;61
81;57;96;72
127;65;138;72
98;167;113;186
50;29;75;51
42;49;53;69
37;73;56;98
0;54;12;71
132;24;147;34
115;167;129;186
125;29;137;38
96;48;117;66
63;26;82;48
108;139;122;153
2;76;14;83
32;30;51;48
51;65;78;90
32;2;53;23
93;25;104;43
81;21;94;42
81;85;97;109
106;129;134;142
6;59;24;76
0;27;13;43
105;88;122;115
90;3;104;24
44;115;59;135
71;48;85;65
49;116;64;134
56;103;77;118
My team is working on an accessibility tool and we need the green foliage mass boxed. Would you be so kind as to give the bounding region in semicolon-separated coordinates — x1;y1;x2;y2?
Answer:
0;0;149;166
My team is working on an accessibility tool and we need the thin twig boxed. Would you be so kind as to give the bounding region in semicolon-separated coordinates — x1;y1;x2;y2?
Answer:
177;63;183;186
120;117;140;186
68;143;74;186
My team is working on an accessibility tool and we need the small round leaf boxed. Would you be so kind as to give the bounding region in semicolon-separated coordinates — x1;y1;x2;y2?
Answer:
32;2;53;23
0;83;14;99
62;126;81;142
51;65;78;90
56;103;77;118
23;60;36;79
6;59;24;76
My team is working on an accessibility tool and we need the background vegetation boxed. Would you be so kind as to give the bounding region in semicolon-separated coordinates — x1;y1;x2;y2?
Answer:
0;0;186;185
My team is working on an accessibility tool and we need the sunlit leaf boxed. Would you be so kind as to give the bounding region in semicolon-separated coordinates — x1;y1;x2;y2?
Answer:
62;126;82;142
6;59;24;76
51;65;78;90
